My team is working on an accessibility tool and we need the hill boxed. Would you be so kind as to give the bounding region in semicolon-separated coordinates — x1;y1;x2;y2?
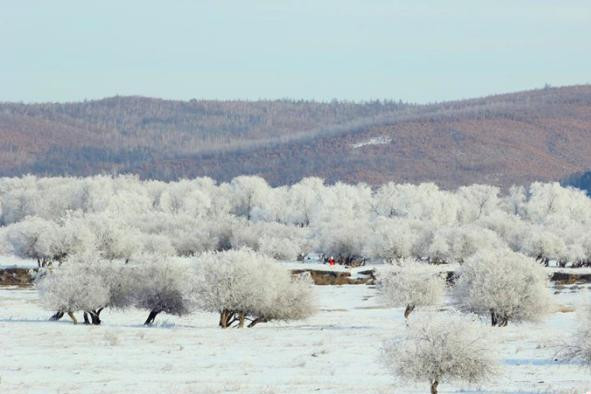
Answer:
2;85;591;187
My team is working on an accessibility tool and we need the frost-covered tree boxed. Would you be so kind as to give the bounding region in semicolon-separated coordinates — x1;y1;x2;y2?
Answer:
314;214;368;263
561;307;591;368
378;260;446;318
194;249;314;328
82;260;137;324
279;177;324;226
456;184;500;223
133;257;194;325
454;249;551;326
426;225;504;264
37;260;110;324
365;218;424;261
229;221;307;260
382;311;498;394
224;176;273;220
86;214;142;261
374;182;460;226
0;216;90;267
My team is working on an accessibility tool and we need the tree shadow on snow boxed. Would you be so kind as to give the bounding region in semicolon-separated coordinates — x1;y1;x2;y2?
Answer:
0;317;76;325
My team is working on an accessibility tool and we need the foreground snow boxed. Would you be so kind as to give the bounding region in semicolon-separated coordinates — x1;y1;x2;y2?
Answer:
0;284;590;393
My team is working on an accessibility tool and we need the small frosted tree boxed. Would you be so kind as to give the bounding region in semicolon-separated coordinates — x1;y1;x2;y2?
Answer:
382;311;498;394
454;249;551;326
37;262;110;324
561;307;591;368
194;248;314;328
378;260;446;318
133;257;195;325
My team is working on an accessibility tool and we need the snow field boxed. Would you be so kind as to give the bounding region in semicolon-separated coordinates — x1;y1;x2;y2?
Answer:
1;283;590;393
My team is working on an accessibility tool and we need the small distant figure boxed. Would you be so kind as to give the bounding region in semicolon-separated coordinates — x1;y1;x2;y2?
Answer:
328;256;335;267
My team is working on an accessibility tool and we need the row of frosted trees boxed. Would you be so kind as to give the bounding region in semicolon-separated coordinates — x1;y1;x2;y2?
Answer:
38;249;314;328
1;175;591;267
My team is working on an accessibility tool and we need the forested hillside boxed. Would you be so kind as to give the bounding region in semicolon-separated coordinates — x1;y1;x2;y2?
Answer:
2;85;591;187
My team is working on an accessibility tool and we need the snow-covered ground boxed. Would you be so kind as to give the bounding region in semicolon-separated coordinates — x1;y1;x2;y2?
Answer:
1;283;590;393
351;136;391;149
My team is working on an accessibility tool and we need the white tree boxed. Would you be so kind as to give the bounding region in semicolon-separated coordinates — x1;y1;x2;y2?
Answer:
194;248;314;328
224;176;273;220
456;184;501;223
427;225;504;264
561;307;591;368
378;260;446;318
36;259;110;324
133;257;195;325
2;217;64;267
381;311;498;394
454;249;552;326
364;218;423;261
82;259;137;324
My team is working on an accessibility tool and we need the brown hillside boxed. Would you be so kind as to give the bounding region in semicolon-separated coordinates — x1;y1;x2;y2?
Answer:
1;85;591;187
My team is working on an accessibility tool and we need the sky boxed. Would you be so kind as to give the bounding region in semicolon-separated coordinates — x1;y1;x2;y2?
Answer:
1;1;590;103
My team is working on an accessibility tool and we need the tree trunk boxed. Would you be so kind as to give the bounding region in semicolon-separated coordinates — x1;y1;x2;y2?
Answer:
144;310;161;325
219;310;229;328
90;310;101;325
404;305;415;319
430;380;439;394
83;312;91;325
219;309;238;328
67;311;78;325
490;310;498;326
248;317;268;328
238;312;246;328
49;311;64;321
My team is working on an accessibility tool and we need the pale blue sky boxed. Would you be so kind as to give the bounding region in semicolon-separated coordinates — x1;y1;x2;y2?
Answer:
1;1;590;103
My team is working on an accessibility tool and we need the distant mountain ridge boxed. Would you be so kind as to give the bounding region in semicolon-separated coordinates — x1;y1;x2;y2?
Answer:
1;85;591;187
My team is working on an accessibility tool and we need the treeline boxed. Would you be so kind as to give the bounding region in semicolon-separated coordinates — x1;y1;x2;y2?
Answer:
1;175;591;267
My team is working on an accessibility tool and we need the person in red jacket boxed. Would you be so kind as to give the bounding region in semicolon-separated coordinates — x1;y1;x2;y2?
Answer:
328;256;335;267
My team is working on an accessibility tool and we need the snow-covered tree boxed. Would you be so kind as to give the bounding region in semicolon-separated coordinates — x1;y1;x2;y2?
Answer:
378;260;446;318
133;257;195;325
456;184;501;223
224;176;274;220
194;248;314;328
426;225;504;264
364;218;424;261
381;311;498;394
454;249;551;326
561;307;591;368
2;217;69;267
82;259;137;324
36;259;110;324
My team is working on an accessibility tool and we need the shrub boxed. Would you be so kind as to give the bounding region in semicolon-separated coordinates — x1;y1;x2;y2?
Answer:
133;257;195;325
454;249;551;326
562;307;591;368
37;261;109;324
194;248;315;328
377;259;446;318
382;311;498;394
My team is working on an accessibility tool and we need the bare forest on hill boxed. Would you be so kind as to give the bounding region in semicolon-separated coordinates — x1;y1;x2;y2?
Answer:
1;85;591;187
